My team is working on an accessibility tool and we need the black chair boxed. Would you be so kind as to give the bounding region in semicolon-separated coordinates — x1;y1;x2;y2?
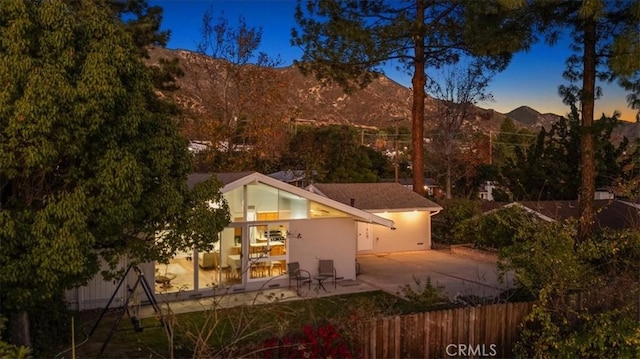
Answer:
318;259;337;288
287;262;311;291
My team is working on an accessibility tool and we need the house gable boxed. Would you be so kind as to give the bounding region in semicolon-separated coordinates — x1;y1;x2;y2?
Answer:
187;172;395;228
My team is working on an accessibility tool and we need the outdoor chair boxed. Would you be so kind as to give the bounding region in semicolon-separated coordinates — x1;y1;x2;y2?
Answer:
287;262;311;291
318;259;338;288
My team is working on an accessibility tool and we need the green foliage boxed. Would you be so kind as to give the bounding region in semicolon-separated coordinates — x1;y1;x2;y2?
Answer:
27;293;71;357
432;198;481;244
454;205;539;249
499;222;640;357
281;125;392;182
292;0;534;193
0;0;230;346
396;276;450;312
491;117;535;169
499;108;637;201
516;302;640;359
0;317;30;359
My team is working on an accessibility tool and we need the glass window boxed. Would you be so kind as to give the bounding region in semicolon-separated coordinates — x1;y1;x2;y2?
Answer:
248;223;288;280
224;187;244;222
310;201;350;218
278;190;308;219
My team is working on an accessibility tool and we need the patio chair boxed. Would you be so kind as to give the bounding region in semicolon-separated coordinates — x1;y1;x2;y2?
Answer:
287;262;311;291
318;259;337;288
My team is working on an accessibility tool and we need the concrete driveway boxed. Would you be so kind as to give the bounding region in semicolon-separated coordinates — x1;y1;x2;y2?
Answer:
357;250;515;299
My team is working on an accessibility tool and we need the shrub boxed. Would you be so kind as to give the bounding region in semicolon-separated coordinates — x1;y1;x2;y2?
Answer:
0;317;30;359
454;205;540;249
500;224;640;358
261;323;360;358
432;198;481;245
396;276;451;312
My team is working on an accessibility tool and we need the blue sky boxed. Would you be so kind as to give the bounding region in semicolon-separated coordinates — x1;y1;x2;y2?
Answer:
152;0;636;122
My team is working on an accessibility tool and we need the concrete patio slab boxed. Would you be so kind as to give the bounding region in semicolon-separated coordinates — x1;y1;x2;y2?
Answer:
138;249;514;318
356;250;514;299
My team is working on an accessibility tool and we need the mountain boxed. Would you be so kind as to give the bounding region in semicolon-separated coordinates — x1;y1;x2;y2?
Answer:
506;106;562;129
506;105;639;142
147;47;637;141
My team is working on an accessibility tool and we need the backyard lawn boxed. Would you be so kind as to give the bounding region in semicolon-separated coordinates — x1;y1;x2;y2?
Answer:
67;290;409;358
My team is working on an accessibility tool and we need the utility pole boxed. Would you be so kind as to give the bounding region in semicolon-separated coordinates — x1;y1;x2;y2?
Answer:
394;120;399;183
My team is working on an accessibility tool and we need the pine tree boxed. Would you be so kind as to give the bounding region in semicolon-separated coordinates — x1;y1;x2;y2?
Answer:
292;0;534;194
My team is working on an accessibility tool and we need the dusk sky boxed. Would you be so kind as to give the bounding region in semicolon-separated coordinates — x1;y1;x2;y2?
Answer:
151;0;637;122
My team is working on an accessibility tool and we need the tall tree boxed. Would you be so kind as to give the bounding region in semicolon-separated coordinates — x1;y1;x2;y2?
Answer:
510;0;640;239
292;0;533;195
0;0;229;349
500;107;637;201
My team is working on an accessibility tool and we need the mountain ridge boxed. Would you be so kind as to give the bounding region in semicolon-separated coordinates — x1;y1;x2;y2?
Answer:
147;47;638;142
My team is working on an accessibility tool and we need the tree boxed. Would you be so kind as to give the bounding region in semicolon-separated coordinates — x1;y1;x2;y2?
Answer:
426;63;494;199
491;117;535;168
292;0;533;195
0;0;230;349
499;107;637;201
195;9;292;172
280;125;393;183
507;0;640;239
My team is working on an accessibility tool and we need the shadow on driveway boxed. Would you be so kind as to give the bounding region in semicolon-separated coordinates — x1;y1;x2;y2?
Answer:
357;250;515;300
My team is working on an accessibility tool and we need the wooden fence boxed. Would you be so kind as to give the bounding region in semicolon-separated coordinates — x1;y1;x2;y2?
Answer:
361;301;535;359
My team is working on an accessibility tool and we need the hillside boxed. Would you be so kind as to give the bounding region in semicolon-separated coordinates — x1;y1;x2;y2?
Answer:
147;47;638;142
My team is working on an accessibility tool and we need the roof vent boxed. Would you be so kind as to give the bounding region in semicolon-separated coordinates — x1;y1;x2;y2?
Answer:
350;198;356;207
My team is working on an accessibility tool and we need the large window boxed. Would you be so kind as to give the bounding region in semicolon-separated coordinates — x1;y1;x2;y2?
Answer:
247;223;288;280
247;183;308;221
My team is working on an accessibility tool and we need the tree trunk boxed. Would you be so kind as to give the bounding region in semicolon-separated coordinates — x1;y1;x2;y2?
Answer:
578;16;596;241
411;0;426;195
10;311;32;349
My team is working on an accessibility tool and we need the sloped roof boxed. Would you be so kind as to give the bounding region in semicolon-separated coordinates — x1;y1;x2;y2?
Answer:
187;172;395;228
481;200;639;230
307;183;442;212
187;172;255;189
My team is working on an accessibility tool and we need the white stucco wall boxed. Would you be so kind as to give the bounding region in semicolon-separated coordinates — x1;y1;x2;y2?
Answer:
289;217;357;280
369;210;432;253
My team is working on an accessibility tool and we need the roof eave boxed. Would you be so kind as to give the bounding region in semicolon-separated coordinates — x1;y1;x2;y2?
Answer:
222;173;395;229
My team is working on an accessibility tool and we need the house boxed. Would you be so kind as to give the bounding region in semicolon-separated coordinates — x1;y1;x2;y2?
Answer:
306;183;442;253
481;199;639;230
66;171;395;310
478;181;496;201
396;177;444;198
268;169;316;188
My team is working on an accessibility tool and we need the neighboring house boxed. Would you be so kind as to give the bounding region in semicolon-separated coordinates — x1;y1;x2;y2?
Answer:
481;199;639;230
66;172;394;310
268;170;316;188
306;183;443;253
397;177;443;198
478;181;496;201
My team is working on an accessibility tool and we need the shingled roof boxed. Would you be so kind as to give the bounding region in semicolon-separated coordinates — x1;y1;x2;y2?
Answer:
308;183;442;211
482;199;639;230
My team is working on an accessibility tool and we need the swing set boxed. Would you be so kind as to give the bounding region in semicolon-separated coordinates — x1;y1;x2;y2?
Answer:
87;264;171;357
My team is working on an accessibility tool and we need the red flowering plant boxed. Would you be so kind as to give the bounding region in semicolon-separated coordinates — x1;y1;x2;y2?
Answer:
261;322;361;358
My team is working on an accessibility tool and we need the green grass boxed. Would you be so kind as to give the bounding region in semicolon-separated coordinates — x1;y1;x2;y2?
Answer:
71;291;403;358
